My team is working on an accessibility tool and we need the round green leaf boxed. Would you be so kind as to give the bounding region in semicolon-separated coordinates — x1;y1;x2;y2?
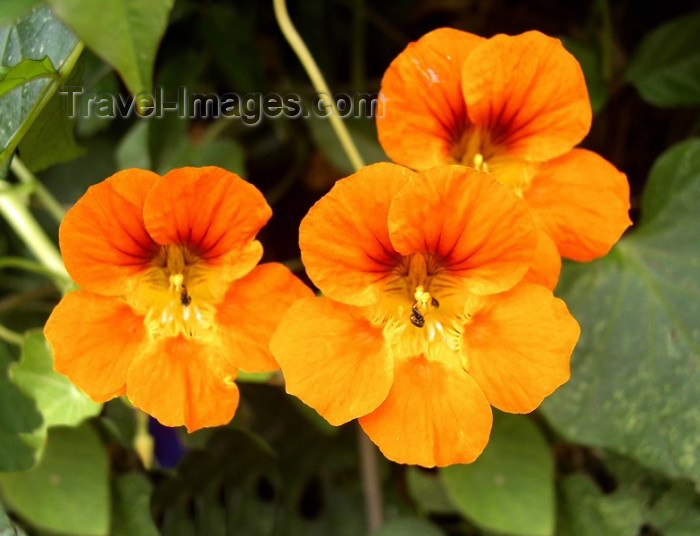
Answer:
440;413;555;536
111;473;159;536
542;138;700;484
11;330;101;428
45;0;175;96
0;424;109;535
626;12;700;107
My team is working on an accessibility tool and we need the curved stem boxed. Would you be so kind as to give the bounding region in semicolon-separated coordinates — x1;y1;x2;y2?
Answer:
0;323;23;346
0;255;67;280
273;0;365;172
11;157;66;223
0;188;70;290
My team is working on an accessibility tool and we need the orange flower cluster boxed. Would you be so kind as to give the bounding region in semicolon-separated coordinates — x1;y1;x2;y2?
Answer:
271;29;630;466
45;27;631;468
45;167;310;431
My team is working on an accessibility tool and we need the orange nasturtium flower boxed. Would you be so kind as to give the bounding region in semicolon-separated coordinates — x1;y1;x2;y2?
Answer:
377;28;631;288
44;167;311;431
270;163;580;467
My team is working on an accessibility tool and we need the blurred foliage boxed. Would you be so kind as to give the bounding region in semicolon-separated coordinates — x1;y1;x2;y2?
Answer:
0;0;699;535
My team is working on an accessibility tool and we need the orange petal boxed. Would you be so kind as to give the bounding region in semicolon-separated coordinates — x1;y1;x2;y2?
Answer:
270;297;392;425
377;28;485;170
59;169;159;296
299;162;413;306
523;227;561;290
524;149;632;261
463;282;579;413
143;167;271;260
44;290;147;403
359;356;492;467
388;166;536;295
126;336;239;432
216;262;313;372
462;31;591;162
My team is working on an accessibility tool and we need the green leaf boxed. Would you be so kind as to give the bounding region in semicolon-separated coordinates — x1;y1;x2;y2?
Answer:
45;0;175;96
541;138;700;484
556;474;645;536
0;57;56;97
10;330;101;428
0;6;80;169
406;467;457;515
0;424;109;536
115;120;151;169
306;114;387;175
111;473;159;536
626;12;700;107
370;517;445;536
0;343;43;472
0;0;42;26
561;39;609;114
17;89;85;171
441;413;555;536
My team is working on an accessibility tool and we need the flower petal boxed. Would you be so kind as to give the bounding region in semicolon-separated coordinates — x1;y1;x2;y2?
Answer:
462;31;591;161
44;290;147;403
388;166;536;295
463;282;579;413
143;167;271;260
523;227;561;290
59;169;159;295
377;28;485;170
126;336;239;432
525;149;632;261
359;356;492;467
217;263;313;372
270;297;393;425
299;162;413;306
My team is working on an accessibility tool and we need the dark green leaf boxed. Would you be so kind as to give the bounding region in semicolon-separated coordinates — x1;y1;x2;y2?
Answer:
542;138;700;484
441;413;555;536
0;343;43;472
306;114;387;174
0;57;56;97
561;39;610;113
406;467;457;515
626;12;700;107
17;89;85;171
0;6;80;168
556;474;644;536
45;0;175;96
111;473;159;536
10;330;101;428
0;424;109;535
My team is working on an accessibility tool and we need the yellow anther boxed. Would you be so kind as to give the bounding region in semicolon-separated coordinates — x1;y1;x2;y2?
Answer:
414;285;431;306
473;153;489;171
169;273;184;291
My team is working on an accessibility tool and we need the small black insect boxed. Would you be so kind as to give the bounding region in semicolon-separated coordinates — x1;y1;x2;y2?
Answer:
410;304;425;328
180;286;192;307
431;297;440;308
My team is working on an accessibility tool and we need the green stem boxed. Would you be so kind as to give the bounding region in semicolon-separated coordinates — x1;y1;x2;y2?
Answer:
10;157;66;224
358;426;384;531
0;323;23;346
0;255;67;280
0;188;70;289
273;0;365;172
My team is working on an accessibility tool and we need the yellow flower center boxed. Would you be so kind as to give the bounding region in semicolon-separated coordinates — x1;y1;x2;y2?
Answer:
368;254;469;370
448;126;536;196
128;245;227;341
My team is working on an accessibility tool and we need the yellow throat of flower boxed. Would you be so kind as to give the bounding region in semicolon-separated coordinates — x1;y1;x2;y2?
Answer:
128;245;228;341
